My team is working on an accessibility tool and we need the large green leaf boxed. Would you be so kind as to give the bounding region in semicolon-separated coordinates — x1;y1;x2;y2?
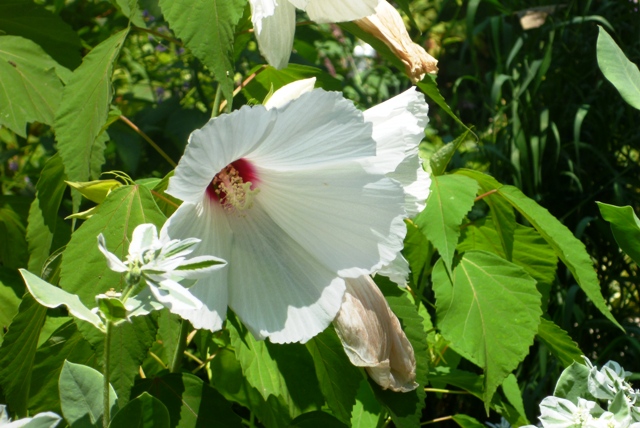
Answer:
132;372;243;427
372;279;428;428
26;154;68;274
59;185;165;305
227;317;324;418
597;202;640;265
0;36;67;137
209;348;292;428
414;174;478;270
0;0;81;68
54;29;129;207
306;328;363;425
596;26;640;110
498;186;622;330
29;321;99;416
77;316;157;406
350;379;383;428
0;195;30;269
432;251;541;406
59;361;118;428
0;294;47;416
536;318;583;368
159;0;244;103
109;392;170;428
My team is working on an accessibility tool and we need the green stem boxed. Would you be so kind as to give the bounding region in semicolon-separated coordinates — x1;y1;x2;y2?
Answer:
103;321;113;428
211;85;223;118
170;319;191;373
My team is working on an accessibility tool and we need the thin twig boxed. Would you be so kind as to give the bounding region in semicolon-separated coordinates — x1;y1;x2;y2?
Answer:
421;416;454;426
118;116;177;168
133;25;183;46
218;65;269;112
424;387;470;395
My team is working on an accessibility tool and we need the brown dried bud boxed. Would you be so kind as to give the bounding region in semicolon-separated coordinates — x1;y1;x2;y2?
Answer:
354;1;438;82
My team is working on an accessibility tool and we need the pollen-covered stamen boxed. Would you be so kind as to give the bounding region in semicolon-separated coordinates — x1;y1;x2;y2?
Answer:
207;159;260;211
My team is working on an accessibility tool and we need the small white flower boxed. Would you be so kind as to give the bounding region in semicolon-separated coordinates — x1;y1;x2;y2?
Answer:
248;0;379;68
98;223;226;315
0;405;61;428
538;396;597;428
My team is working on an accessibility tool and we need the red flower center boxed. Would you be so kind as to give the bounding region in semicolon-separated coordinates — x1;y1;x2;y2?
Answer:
206;159;260;211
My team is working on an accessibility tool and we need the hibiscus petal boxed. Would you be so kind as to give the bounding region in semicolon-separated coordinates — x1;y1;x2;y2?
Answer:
97;234;128;272
290;0;378;23
166;105;278;203
252;0;296;69
248;90;376;170
248;0;277;33
163;201;231;332
256;164;406;277
264;77;316;110
226;204;346;344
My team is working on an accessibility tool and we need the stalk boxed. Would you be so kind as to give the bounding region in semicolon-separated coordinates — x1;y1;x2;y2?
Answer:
103;321;113;428
170;319;190;373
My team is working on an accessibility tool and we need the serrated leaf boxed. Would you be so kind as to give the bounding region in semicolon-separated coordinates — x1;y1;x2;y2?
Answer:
227;317;323;418
0;267;23;345
372;279;427;428
417;76;467;128
498;185;622;330
54;29;129;208
402;219;432;289
596;26;640;110
59;361;118;428
0;36;66;137
59;185;165;306
26;154;67;274
112;0;145;27
132;372;243;427
414;174;478;270
0;294;46;416
429;129;470;176
306;328;363;425
432;251;541;406
77;316;157;406
29;321;99;416
596;202;640;265
501;374;528;424
159;0;244;102
451;414;485;428
350;379;383;428
108;392;170;428
0;0;81;69
0;195;30;269
537;318;583;368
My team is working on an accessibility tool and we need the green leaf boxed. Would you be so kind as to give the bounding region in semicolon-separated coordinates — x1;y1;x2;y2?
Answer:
54;29;129;207
159;0;244;103
403;219;432;288
417;76;467;128
501;374;528;424
0;195;30;269
289;411;348;428
26;154;68;274
432;251;541;406
596;26;640;110
132;372;243;427
112;0;145;27
66;180;122;204
0;267;24;345
596;202;640;265
59;360;118;428
209;348;292;428
350;379;383;428
306;328;363;425
553;361;590;402
429;129;471;176
96;296;128;323
59;185;165;305
20;269;105;331
498;185;622;330
414;174;478;270
108;392;170;428
372;278;428;428
536;318;583;368
227;317;324;418
451;414;486;428
29;321;99;416
456;170;516;261
77;316;157;406
0;294;47;416
0;0;82;69
0;36;67;138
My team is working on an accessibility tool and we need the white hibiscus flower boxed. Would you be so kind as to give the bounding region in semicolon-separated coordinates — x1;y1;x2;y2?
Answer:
249;0;379;68
164;86;410;343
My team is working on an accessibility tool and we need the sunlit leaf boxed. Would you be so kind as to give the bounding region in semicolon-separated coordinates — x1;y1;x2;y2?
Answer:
432;251;541;406
596;26;640;110
501;374;528;425
414;174;478;270
596;202;640;265
59;361;118;428
451;414;485;428
429;129;471;176
537;318;583;368
350;379;383;428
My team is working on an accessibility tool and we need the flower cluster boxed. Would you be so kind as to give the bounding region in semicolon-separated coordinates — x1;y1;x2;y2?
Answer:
522;357;640;428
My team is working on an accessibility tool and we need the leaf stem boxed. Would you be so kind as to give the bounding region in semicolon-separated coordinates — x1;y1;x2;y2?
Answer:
211;85;223;118
132;25;183;46
218;65;268;113
420;415;453;425
424;387;470;394
170;319;191;373
118;116;177;168
474;189;497;202
103;321;113;428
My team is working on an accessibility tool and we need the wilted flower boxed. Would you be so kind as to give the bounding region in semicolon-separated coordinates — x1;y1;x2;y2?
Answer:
164;86;408;343
248;0;378;68
354;0;438;82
